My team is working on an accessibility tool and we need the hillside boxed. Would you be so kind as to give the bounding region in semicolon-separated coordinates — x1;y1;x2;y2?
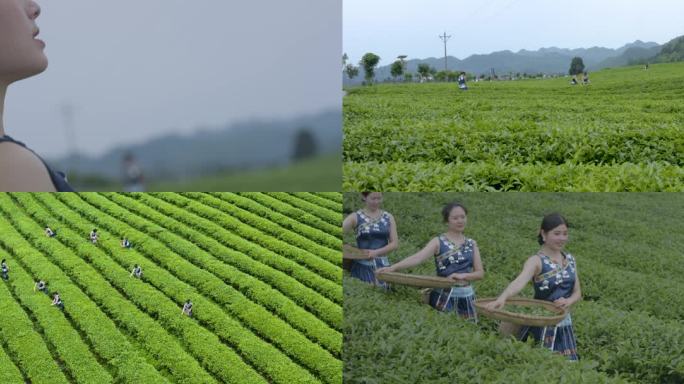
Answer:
653;35;684;63
0;192;342;384
50;110;342;182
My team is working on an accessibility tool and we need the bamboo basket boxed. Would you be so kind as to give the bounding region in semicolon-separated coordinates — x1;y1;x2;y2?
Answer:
375;271;459;289
474;297;567;327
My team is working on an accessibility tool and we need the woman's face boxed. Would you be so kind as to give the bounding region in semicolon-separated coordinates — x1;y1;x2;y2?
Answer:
446;206;467;232
542;224;568;251
363;193;383;210
0;0;47;84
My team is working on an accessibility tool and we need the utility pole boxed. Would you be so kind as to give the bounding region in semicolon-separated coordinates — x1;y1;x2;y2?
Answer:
439;32;451;73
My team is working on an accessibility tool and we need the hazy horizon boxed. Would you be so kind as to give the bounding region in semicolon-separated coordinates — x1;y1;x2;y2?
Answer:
344;0;684;65
6;0;342;158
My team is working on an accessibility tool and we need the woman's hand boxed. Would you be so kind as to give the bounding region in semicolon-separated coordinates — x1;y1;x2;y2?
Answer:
447;273;468;286
366;249;378;259
448;273;466;281
553;297;572;309
375;266;394;274
485;298;506;311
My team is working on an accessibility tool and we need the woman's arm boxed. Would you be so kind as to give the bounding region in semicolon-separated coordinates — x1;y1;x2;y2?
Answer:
486;256;540;309
342;212;357;234
377;237;439;273
368;213;399;258
450;240;484;282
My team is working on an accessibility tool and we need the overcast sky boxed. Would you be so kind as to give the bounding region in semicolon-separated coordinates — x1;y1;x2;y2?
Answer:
344;0;684;65
6;0;341;158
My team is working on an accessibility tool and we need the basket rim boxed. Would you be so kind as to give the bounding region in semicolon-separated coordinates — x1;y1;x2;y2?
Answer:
375;271;464;288
474;296;567;325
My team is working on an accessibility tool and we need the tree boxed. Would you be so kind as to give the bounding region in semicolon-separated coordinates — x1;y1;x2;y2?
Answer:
342;53;348;69
568;57;585;75
390;60;404;81
345;64;359;80
292;128;318;161
417;63;431;80
404;73;413;82
360;53;381;85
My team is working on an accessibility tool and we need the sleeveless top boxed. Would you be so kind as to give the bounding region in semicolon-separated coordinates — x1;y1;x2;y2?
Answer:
355;210;391;250
532;252;577;302
434;235;475;277
0;135;75;191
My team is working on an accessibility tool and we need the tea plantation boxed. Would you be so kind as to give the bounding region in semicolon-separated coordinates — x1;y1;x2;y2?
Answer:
0;192;342;384
343;63;684;191
343;192;684;383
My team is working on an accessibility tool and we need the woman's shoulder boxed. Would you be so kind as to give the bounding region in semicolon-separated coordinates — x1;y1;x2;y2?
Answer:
525;254;543;268
0;142;56;191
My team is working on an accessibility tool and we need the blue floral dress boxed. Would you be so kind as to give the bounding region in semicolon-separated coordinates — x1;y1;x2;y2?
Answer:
428;235;477;321
351;210;392;288
518;252;579;360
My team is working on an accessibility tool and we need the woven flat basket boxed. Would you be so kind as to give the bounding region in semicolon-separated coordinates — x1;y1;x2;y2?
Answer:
343;244;370;260
375;271;457;288
474;297;568;327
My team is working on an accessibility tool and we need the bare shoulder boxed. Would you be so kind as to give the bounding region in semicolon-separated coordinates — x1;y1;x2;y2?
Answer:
526;254;541;264
524;254;542;270
0;142;56;191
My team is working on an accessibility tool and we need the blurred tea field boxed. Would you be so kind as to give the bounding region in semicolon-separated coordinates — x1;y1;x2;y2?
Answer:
71;155;341;192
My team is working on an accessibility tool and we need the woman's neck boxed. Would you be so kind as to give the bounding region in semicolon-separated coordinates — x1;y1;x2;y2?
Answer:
445;230;465;243
541;246;563;259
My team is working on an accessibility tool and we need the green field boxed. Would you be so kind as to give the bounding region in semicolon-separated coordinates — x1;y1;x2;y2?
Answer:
343;63;684;191
71;155;341;192
0;192;342;384
343;193;684;383
149;155;342;192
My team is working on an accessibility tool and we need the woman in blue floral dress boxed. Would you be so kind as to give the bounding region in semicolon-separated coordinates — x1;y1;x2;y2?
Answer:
378;202;484;320
343;192;398;288
486;213;581;360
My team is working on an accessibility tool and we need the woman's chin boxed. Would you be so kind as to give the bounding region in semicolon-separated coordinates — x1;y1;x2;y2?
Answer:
8;56;49;83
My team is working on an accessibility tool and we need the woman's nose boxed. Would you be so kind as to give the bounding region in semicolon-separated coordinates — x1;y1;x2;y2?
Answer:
28;1;41;19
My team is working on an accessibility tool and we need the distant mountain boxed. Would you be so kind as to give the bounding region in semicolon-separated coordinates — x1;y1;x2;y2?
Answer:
652;35;684;63
344;40;661;84
50;110;341;181
597;44;662;67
